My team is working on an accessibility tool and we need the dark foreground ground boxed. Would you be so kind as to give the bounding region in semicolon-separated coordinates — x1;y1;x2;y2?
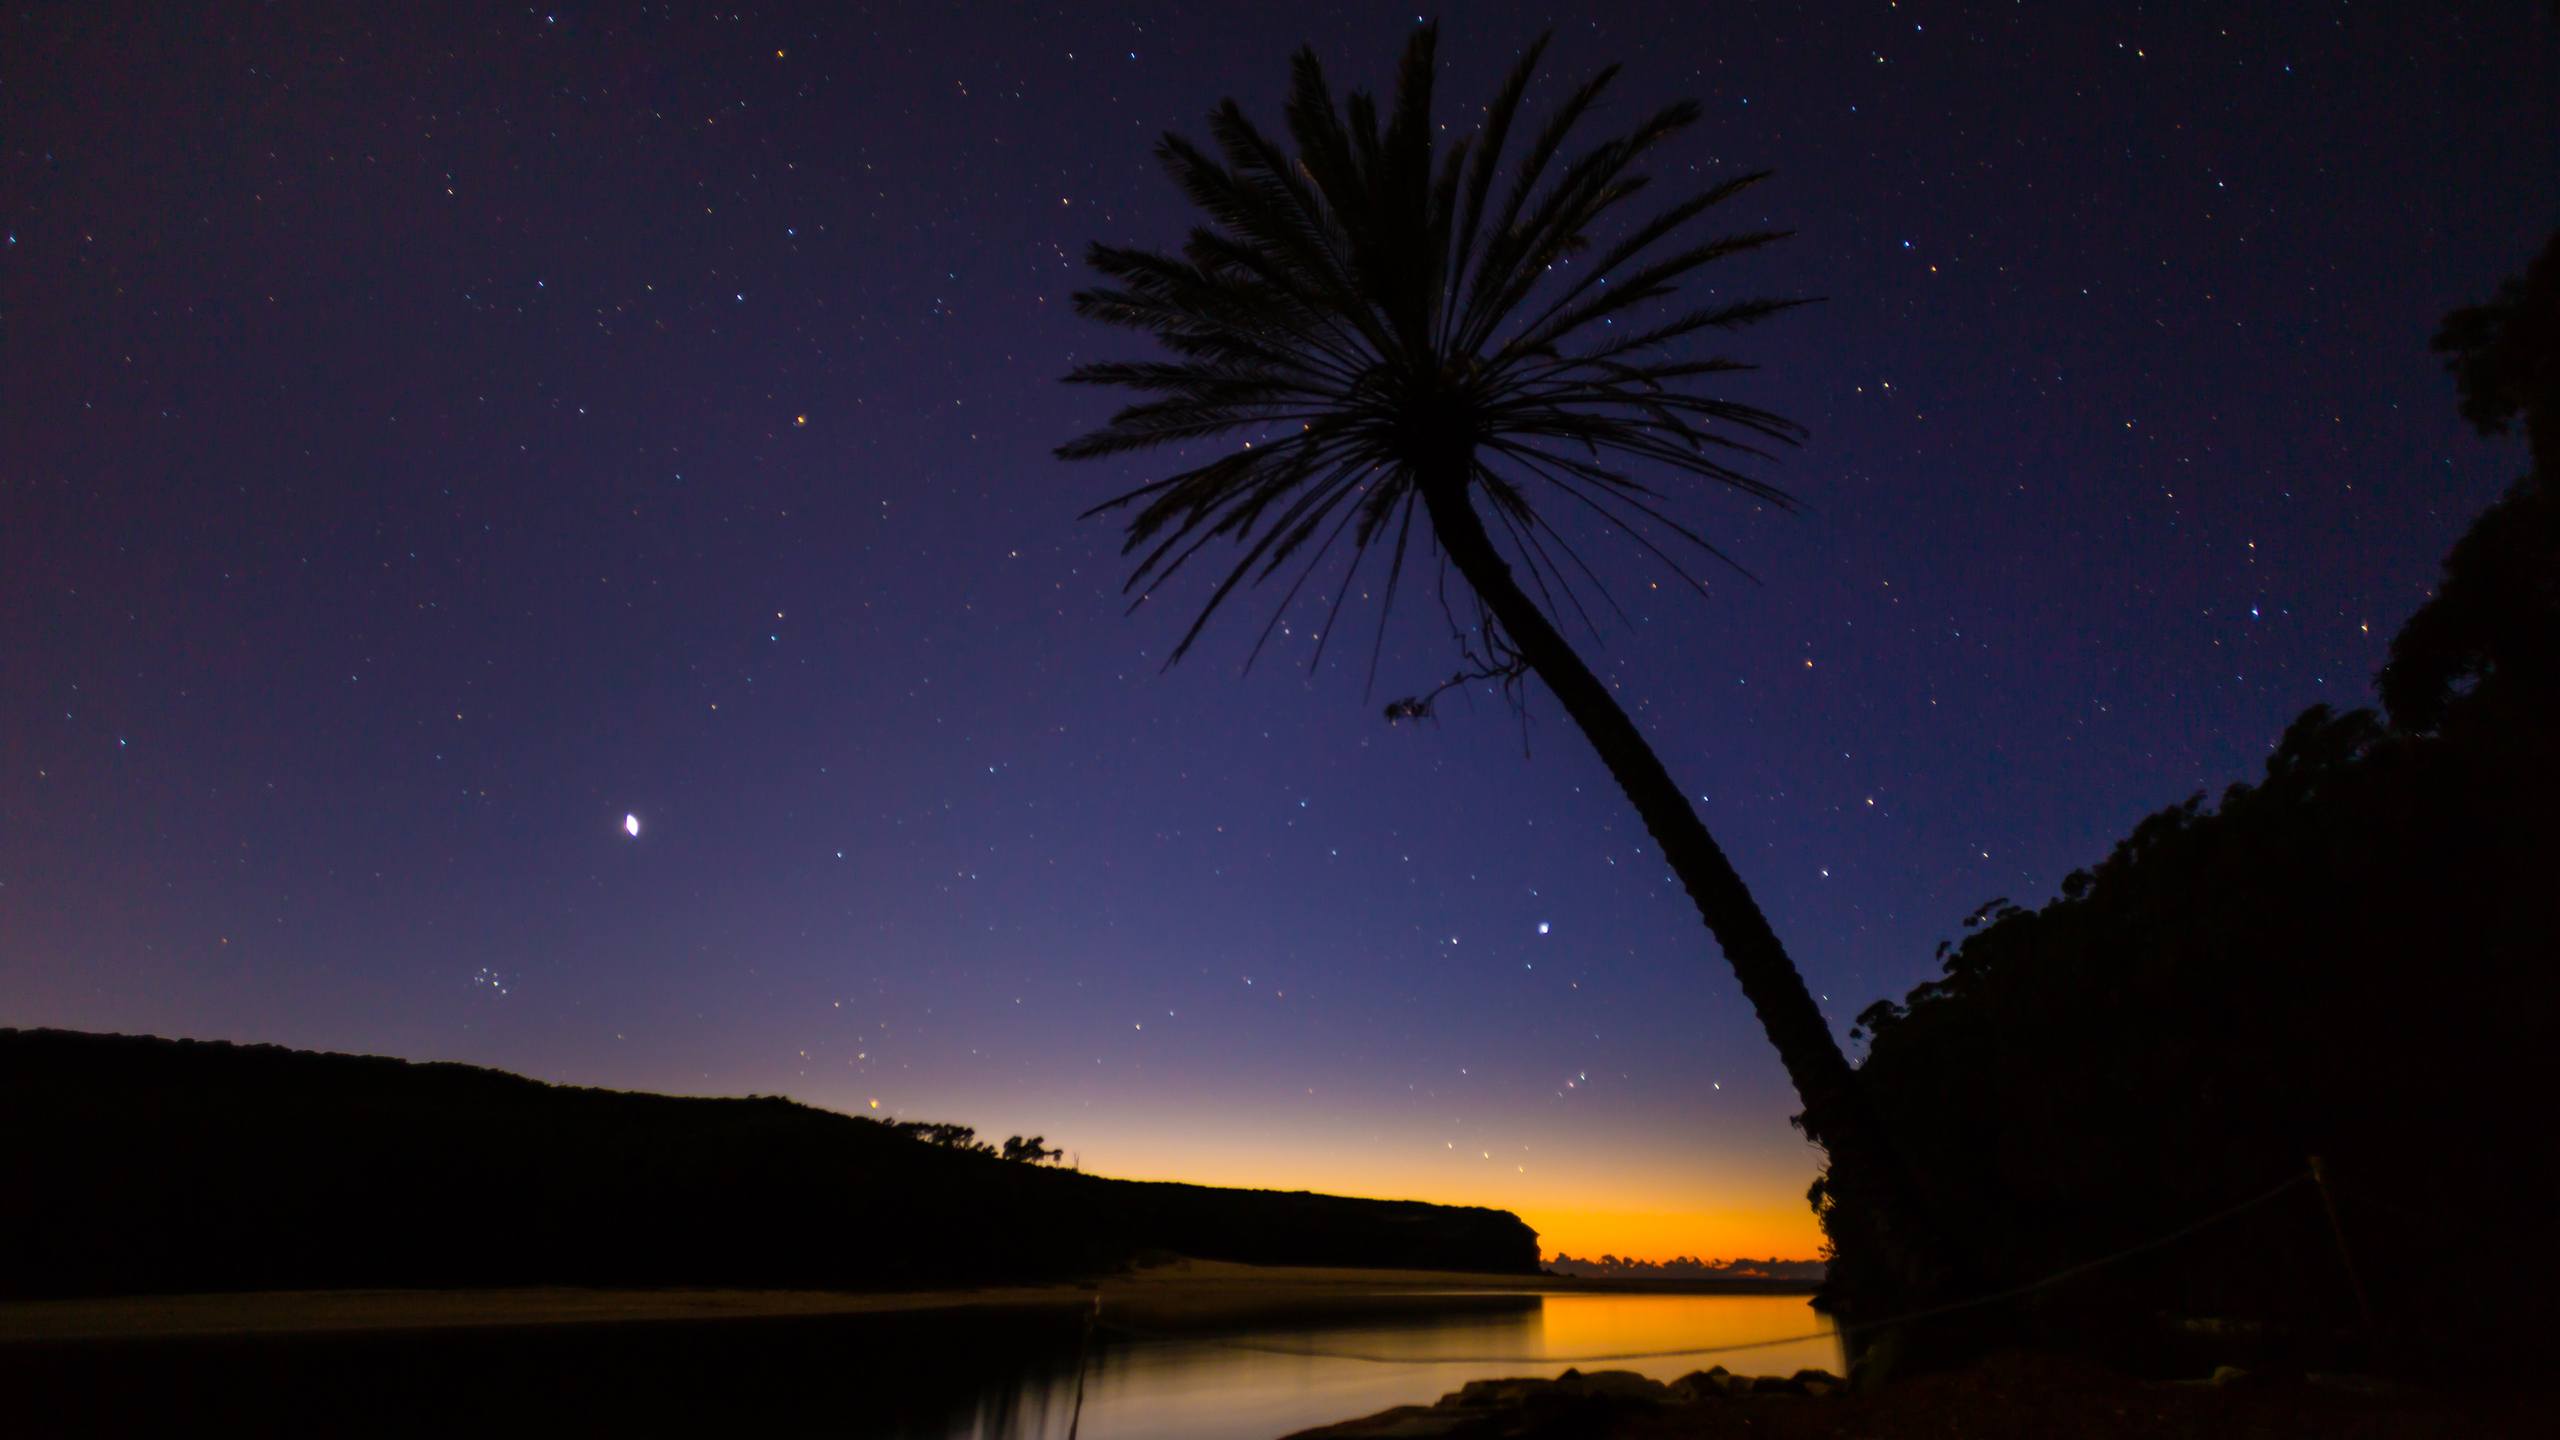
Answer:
1291;1351;2536;1439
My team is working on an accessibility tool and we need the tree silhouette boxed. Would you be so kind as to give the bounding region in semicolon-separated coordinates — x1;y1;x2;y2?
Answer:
2385;228;2559;733
1815;225;2560;1368
889;1120;996;1155
2379;475;2558;732
2431;230;2558;477
1001;1134;1063;1164
1055;25;1943;1302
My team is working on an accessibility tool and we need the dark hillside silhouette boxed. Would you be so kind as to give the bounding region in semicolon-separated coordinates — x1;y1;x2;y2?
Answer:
1818;232;2560;1371
1825;701;2557;1368
0;1028;1539;1299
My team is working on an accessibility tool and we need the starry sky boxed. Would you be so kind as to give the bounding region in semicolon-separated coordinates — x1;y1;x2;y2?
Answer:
5;3;2553;1263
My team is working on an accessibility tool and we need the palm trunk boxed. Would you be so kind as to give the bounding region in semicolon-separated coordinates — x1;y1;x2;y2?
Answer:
1417;470;1952;1310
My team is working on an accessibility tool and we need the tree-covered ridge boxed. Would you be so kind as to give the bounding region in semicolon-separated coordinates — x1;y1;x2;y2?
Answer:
1819;232;2560;1371
880;1118;1065;1165
1828;693;2555;1368
0;1027;1541;1299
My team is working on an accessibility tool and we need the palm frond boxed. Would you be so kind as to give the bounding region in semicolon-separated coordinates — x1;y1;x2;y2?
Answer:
1058;23;1807;678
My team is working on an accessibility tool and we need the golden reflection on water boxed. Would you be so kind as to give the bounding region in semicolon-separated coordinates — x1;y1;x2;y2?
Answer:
983;1293;1841;1440
1535;1293;1842;1374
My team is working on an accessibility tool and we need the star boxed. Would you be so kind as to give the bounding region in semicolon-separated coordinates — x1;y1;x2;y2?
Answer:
624;814;641;837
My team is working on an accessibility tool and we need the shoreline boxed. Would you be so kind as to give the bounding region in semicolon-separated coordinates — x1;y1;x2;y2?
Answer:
0;1257;1819;1345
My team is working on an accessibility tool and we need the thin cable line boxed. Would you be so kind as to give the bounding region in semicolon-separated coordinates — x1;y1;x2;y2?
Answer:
1831;1171;2315;1340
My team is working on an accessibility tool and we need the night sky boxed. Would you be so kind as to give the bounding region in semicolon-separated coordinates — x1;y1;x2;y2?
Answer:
6;3;2553;1262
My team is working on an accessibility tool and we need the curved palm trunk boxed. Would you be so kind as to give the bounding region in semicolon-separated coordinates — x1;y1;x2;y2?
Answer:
1418;470;1950;1307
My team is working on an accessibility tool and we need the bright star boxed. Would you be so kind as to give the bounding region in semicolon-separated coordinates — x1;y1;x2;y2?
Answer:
624;813;641;837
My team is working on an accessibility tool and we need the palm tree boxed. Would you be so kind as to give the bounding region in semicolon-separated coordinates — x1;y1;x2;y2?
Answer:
1055;25;1944;1304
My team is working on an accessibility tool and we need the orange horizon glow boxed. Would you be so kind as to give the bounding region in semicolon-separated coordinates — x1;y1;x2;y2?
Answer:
1514;1201;1825;1265
826;1074;1841;1267
1090;1150;1828;1265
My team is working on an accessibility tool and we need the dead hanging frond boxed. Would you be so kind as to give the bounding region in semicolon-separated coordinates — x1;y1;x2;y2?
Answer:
1383;652;1530;724
1385;585;1531;724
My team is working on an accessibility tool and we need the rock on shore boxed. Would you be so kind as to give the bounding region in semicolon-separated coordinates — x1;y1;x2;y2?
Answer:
1284;1351;2524;1440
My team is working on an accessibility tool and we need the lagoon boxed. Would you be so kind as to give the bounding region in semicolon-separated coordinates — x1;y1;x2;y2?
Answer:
948;1291;1842;1439
1;1283;1838;1437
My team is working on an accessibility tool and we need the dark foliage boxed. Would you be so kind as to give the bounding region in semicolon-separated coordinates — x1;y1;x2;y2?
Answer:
0;1028;1540;1299
1001;1133;1065;1164
1818;232;2560;1372
2378;474;2558;733
885;1119;998;1154
1823;636;2559;1370
2386;230;2560;734
2431;229;2559;478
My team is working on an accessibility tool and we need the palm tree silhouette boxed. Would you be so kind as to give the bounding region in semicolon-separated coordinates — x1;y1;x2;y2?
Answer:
1057;25;1941;1300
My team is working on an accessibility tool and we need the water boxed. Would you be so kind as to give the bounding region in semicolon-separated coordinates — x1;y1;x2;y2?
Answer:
3;1289;1838;1436
942;1291;1843;1440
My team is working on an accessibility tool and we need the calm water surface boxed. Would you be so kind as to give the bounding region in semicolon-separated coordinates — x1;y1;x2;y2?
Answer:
941;1292;1842;1440
5;1288;1839;1436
